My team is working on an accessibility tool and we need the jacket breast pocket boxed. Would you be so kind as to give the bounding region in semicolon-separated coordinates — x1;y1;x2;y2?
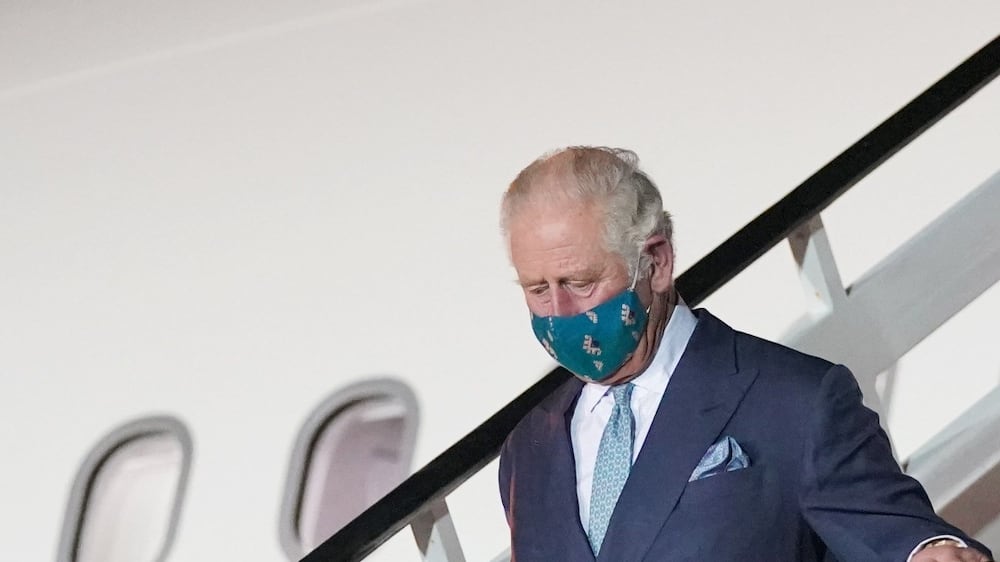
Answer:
680;464;764;504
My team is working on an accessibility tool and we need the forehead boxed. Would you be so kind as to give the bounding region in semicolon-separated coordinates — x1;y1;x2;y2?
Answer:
507;198;620;280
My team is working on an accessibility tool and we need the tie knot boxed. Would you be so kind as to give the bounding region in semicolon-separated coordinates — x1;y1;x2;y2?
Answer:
610;383;633;407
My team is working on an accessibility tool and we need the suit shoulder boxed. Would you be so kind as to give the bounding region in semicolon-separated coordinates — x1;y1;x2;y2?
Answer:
693;308;835;382
731;328;843;396
503;376;580;453
735;329;833;370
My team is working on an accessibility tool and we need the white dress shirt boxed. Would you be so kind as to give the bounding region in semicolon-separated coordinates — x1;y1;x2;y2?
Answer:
571;303;698;530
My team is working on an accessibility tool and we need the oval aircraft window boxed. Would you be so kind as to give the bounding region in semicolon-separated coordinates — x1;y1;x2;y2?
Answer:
279;378;419;560
57;416;192;562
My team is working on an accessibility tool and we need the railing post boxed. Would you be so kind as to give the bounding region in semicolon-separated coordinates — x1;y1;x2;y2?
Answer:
410;499;466;562
489;548;512;562
788;214;846;317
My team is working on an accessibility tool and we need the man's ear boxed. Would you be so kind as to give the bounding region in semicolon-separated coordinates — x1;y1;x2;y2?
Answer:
644;234;674;294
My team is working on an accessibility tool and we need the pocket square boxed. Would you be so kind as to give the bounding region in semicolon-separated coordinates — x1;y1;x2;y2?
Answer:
688;435;750;482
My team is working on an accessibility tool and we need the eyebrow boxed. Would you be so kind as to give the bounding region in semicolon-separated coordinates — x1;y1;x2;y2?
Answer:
516;269;603;288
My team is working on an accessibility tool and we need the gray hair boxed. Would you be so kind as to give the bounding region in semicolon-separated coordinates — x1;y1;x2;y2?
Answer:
500;146;673;280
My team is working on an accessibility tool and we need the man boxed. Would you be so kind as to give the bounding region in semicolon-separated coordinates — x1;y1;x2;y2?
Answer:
497;146;992;561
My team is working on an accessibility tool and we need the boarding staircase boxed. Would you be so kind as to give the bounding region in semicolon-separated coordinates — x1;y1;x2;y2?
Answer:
301;35;1000;562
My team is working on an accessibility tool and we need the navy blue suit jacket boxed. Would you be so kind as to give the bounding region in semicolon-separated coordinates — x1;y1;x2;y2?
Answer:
499;310;990;561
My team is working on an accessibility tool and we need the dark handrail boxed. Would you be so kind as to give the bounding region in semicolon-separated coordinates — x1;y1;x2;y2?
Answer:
302;34;1000;562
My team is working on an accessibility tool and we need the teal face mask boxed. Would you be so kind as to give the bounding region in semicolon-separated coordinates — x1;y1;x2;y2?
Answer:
530;280;649;382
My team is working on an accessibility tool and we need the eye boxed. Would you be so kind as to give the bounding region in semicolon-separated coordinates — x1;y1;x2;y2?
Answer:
526;284;549;296
566;280;594;294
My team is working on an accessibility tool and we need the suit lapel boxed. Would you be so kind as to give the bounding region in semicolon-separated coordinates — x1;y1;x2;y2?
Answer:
533;374;595;561
598;310;759;561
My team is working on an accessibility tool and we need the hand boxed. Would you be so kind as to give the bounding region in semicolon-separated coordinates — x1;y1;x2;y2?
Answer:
912;542;992;562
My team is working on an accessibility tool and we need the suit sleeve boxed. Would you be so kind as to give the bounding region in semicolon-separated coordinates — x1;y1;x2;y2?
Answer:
499;434;515;526
499;434;519;562
799;365;991;561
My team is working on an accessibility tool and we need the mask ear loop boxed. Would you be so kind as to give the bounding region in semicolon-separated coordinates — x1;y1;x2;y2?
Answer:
628;247;643;291
629;247;654;315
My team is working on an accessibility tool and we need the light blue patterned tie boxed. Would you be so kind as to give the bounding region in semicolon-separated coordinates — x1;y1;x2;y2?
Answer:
588;383;635;555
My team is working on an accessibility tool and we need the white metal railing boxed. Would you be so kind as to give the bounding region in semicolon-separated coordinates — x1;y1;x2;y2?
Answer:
909;385;1000;542
410;499;467;562
782;170;1000;548
783;171;1000;422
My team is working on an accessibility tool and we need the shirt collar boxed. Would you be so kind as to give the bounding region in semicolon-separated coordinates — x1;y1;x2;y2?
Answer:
579;301;698;413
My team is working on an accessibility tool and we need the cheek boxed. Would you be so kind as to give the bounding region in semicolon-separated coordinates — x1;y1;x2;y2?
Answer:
587;281;629;307
522;293;550;317
634;281;654;308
